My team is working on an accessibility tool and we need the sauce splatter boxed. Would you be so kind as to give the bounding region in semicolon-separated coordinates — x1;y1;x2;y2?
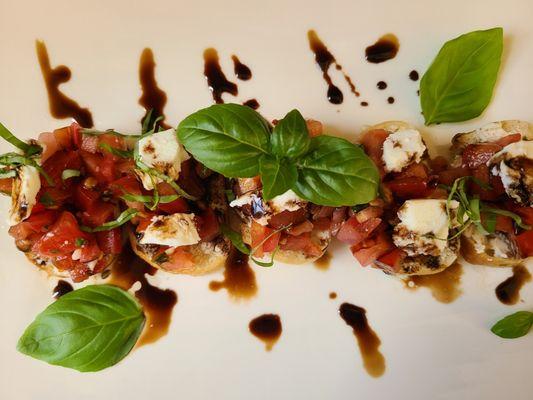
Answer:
249;314;282;351
339;303;385;378
360;101;369;107
387;96;395;104
35;40;93;127
314;251;332;270
139;48;169;130
52;280;73;299
243;99;260;110
377;81;388;90
409;70;419;81
209;248;257;300
495;265;531;305
203;48;238;104
329;292;337;299
307;30;360;104
405;262;463;304
231;55;252;80
109;248;177;347
365;34;399;64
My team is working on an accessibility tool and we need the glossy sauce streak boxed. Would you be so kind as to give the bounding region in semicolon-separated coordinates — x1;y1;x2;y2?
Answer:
339;303;385;378
405;262;463;304
52;280;73;299
365;34;399;63
409;70;419;81
110;248;177;347
139;48;169;129
329;292;337;299
307;30;360;104
231;55;252;80
377;81;387;90
249;314;282;351
209;249;257;300
495;265;531;305
204;48;238;104
243;99;260;110
360;101;369;107
314;251;332;270
35;40;93;127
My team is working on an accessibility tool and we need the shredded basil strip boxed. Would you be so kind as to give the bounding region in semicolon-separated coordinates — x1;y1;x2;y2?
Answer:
99;142;133;158
220;224;251;255
121;193;178;204
0;122;42;156
0;168;16;179
81;209;139;232
61;169;81;181
0;152;54;186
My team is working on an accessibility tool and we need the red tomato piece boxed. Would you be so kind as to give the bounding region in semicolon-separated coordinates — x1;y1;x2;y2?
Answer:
196;208;220;242
53;126;73;150
396;163;429;180
515;231;533;258
96;228;123;255
351;232;393;266
70;123;82;149
337;216;382;246
74;184;101;211
287;220;314;236
8;210;58;240
177;159;206;199
360;129;389;177
80;151;117;183
268;208;307;229
0;178;13;194
494;133;522;147
375;247;405;273
437;167;470;186
250;220;271;258
41;150;82;187
80;135;99;153
161;248;195;272
280;232;322;257
80;201;116;227
504;202;533;226
462;143;502;169
385;177;427;199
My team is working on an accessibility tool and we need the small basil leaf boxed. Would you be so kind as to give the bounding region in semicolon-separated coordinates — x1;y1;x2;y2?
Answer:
81;209;138;232
491;311;533;339
177;103;270;177
98;142;133;159
220;224;251;255
270;109;310;159
17;285;145;372
259;155;297;200
420;27;503;125
0;122;42;156
293;136;379;207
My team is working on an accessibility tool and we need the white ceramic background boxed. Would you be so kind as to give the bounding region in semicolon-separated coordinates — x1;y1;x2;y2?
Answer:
0;0;532;399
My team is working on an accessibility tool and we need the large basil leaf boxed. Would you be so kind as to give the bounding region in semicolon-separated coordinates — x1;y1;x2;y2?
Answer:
270;109;310;159
177;103;270;177
17;285;145;372
293;136;379;206
259;155;297;200
491;311;533;339
420;27;503;125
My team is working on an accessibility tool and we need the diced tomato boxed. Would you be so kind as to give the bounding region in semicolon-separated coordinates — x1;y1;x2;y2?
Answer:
80;135;100;153
78;238;102;263
53;254;76;271
156;182;189;214
355;206;383;223
96;228;122;255
38;132;61;163
161;248;195;272
425;187;449;199
311;205;335;220
494;133;522;147
351;232;393;266
429;156;448;173
480;213;515;234
287;220;314;236
80;151;116;183
250;220;272;258
280;232;322;257
98;133;127;161
313;217;331;231
360;129;389;176
438;167;470;186
32;211;90;257
53;126;73;150
41;150;82;187
80;201;116;227
69;263;93;283
263;231;281;253
504;202;533;226
0;178;13;194
37;187;72;208
268;208;307;229
196;208;220;242
515;231;533;258
236;176;262;195
396;163;429;180
462;143;502;169
177;159;206;198
136;214;156;232
74;184;100;211
70;122;82;149
375;247;405;273
116;159;136;176
330;207;348;234
109;175;143;197
385;177;427;199
470;165;503;201
337;216;382;246
8;210;58;240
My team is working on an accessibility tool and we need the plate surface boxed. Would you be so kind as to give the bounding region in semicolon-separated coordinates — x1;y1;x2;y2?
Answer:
0;0;532;399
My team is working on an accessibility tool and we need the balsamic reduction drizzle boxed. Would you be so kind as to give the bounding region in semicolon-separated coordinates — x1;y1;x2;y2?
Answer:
35;40;93;127
209;248;257;300
203;48;238;104
243;99;260;110
365;34;399;63
249;314;282;351
495;265;531;305
52;280;73;299
139;48;169;129
231;55;252;80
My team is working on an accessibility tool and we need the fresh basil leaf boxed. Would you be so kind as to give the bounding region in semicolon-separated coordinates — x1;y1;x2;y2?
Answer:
61;169;81;181
293;136;379;207
121;193;178;204
481;205;531;231
491;311;533;339
0;168;16;179
0;122;42;156
99;142;133;159
75;237;87;247
270;109;310;159
39;192;56;207
177;103;270;177
0;152;54;186
259;155;297;200
220;224;251;255
17;285;145;372
482;210;497;233
420;28;503;125
81;209;138;232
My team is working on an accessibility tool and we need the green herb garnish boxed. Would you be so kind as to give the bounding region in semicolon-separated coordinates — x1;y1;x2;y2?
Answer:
0;168;16;179
81;209;138;232
61;169;81;181
75;237;87;247
420;28;503;125
39;192;56;207
0;152;54;186
0;122;42;156
99;142;133;159
491;311;533;339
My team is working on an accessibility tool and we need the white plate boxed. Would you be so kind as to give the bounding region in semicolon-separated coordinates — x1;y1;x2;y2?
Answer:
0;0;532;399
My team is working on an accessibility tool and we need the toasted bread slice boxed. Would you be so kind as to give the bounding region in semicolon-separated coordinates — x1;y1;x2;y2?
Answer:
460;225;522;267
128;229;229;275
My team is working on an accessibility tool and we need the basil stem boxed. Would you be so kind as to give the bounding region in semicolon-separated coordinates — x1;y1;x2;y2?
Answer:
0;122;42;156
120;193;178;204
81;209;139;232
99;142;133;158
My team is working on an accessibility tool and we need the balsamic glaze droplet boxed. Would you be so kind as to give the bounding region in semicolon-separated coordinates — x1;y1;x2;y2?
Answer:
495;265;531;305
387;96;395;104
52;280;73;299
35;40;94;127
365;34;399;64
329;292;337;299
209;248;257;300
377;81;388;90
409;70;419;81
231;55;252;80
339;303;385;377
360;101;369;107
243;99;260;110
249;314;282;351
203;48;238;104
139;48;169;130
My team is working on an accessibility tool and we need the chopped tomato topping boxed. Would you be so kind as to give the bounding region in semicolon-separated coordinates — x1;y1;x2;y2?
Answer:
429;156;448;173
287;220;314;236
80;201;116;227
385;177;427;199
375;247;405;273
504;202;533;226
96;228;123;255
250;220;273;258
360;129;389;177
306;119;323;137
156;182;189;214
80;151;116;183
8;210;58;240
268;208;307;229
355;206;383;223
161;248;195;272
396;162;429;180
461;143;502;169
109;176;143;196
516;231;533;258
470;165;504;201
177;159;206;198
74;184;100;211
41;150;82;187
350;232;393;266
80;135;100;153
494;133;521;147
236;176;262;195
437;167;470;186
337;216;382;246
280;232;322;257
196;208;220;242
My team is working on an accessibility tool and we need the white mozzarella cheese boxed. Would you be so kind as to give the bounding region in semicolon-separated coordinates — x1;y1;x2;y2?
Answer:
9;165;41;226
136;129;189;190
382;129;426;173
140;213;201;247
268;189;306;213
